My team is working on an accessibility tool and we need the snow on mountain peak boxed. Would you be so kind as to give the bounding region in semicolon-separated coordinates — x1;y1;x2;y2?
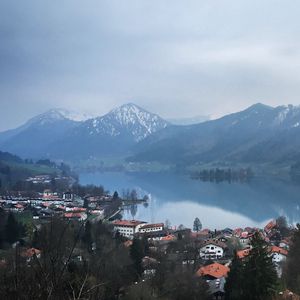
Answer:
28;108;95;126
87;103;169;141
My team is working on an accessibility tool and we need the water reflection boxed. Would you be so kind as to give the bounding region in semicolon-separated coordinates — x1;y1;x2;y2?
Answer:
80;172;300;229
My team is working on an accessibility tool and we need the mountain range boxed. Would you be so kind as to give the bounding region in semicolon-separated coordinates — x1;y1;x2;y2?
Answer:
0;104;168;160
1;103;300;169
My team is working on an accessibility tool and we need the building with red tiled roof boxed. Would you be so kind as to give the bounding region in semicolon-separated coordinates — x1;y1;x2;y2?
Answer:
113;220;146;238
64;212;87;221
196;263;230;279
21;248;41;258
237;248;250;259
264;220;277;234
271;246;288;263
161;234;176;241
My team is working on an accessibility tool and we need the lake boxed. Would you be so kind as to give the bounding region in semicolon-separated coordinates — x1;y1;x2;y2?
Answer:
79;172;300;230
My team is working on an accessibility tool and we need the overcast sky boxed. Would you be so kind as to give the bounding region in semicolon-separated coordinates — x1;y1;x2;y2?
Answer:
1;0;300;131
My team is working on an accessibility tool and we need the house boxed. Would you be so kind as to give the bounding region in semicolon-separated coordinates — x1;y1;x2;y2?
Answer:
63;191;74;201
221;228;233;238
64;212;87;221
279;239;291;250
139;223;164;233
264;220;277;234
233;228;243;238
21;248;41;262
43;190;60;200
113;220;146;238
271;246;288;263
239;231;252;247
208;277;226;300
237;248;251;259
142;256;159;278
200;239;227;260
196;262;230;280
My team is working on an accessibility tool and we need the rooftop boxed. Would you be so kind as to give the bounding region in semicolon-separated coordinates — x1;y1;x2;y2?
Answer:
113;220;146;227
196;263;230;279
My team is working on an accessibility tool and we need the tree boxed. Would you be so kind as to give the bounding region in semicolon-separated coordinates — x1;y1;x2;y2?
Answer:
113;191;119;199
284;224;300;293
193;217;202;232
5;212;20;244
178;224;186;230
276;216;290;238
163;269;209;300
242;232;277;299
82;221;93;252
226;232;277;300
165;219;171;229
130;189;138;201
224;252;244;300
130;238;148;279
124;282;156;300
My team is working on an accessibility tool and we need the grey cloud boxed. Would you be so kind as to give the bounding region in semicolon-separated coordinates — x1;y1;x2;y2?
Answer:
1;0;300;130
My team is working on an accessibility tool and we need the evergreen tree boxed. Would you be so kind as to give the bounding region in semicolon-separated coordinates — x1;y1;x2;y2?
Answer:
284;224;300;293
113;191;119;199
130;237;148;278
5;212;20;244
82;221;93;252
225;252;244;300
193;217;202;232
83;197;89;209
225;232;277;300
243;232;277;300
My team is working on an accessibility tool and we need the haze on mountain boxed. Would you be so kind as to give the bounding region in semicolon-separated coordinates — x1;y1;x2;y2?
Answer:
1;103;300;171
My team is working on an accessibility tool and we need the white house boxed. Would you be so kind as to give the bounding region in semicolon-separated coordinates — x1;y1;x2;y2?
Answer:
271;246;288;263
113;220;146;238
139;223;164;233
200;240;227;260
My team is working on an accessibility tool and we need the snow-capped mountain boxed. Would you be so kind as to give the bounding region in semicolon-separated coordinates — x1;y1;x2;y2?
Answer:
26;108;94;125
2;102;300;166
130;103;300;165
0;109;81;158
0;103;169;159
84;103;168;142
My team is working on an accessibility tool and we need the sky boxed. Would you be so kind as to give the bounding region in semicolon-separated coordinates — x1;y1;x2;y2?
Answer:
1;0;300;131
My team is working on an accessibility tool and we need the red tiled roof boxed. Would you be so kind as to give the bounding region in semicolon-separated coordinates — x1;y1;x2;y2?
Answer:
271;246;288;256
21;248;41;258
15;204;24;209
113;220;146;227
64;212;83;218
161;234;176;241
196;263;230;279
264;220;277;232
237;248;250;259
201;239;227;249
123;240;133;248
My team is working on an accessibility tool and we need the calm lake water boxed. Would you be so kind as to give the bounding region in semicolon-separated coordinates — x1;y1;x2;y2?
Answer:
79;172;300;230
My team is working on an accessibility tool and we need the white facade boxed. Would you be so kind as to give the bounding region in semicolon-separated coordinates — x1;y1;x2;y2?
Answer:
272;252;287;263
113;221;145;238
139;223;164;233
200;244;224;260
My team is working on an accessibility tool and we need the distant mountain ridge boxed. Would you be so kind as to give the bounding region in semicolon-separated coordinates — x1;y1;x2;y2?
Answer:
129;103;300;166
1;102;300;168
0;103;169;160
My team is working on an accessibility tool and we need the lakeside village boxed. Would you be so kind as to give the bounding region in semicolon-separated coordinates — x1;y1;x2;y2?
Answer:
0;175;299;299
